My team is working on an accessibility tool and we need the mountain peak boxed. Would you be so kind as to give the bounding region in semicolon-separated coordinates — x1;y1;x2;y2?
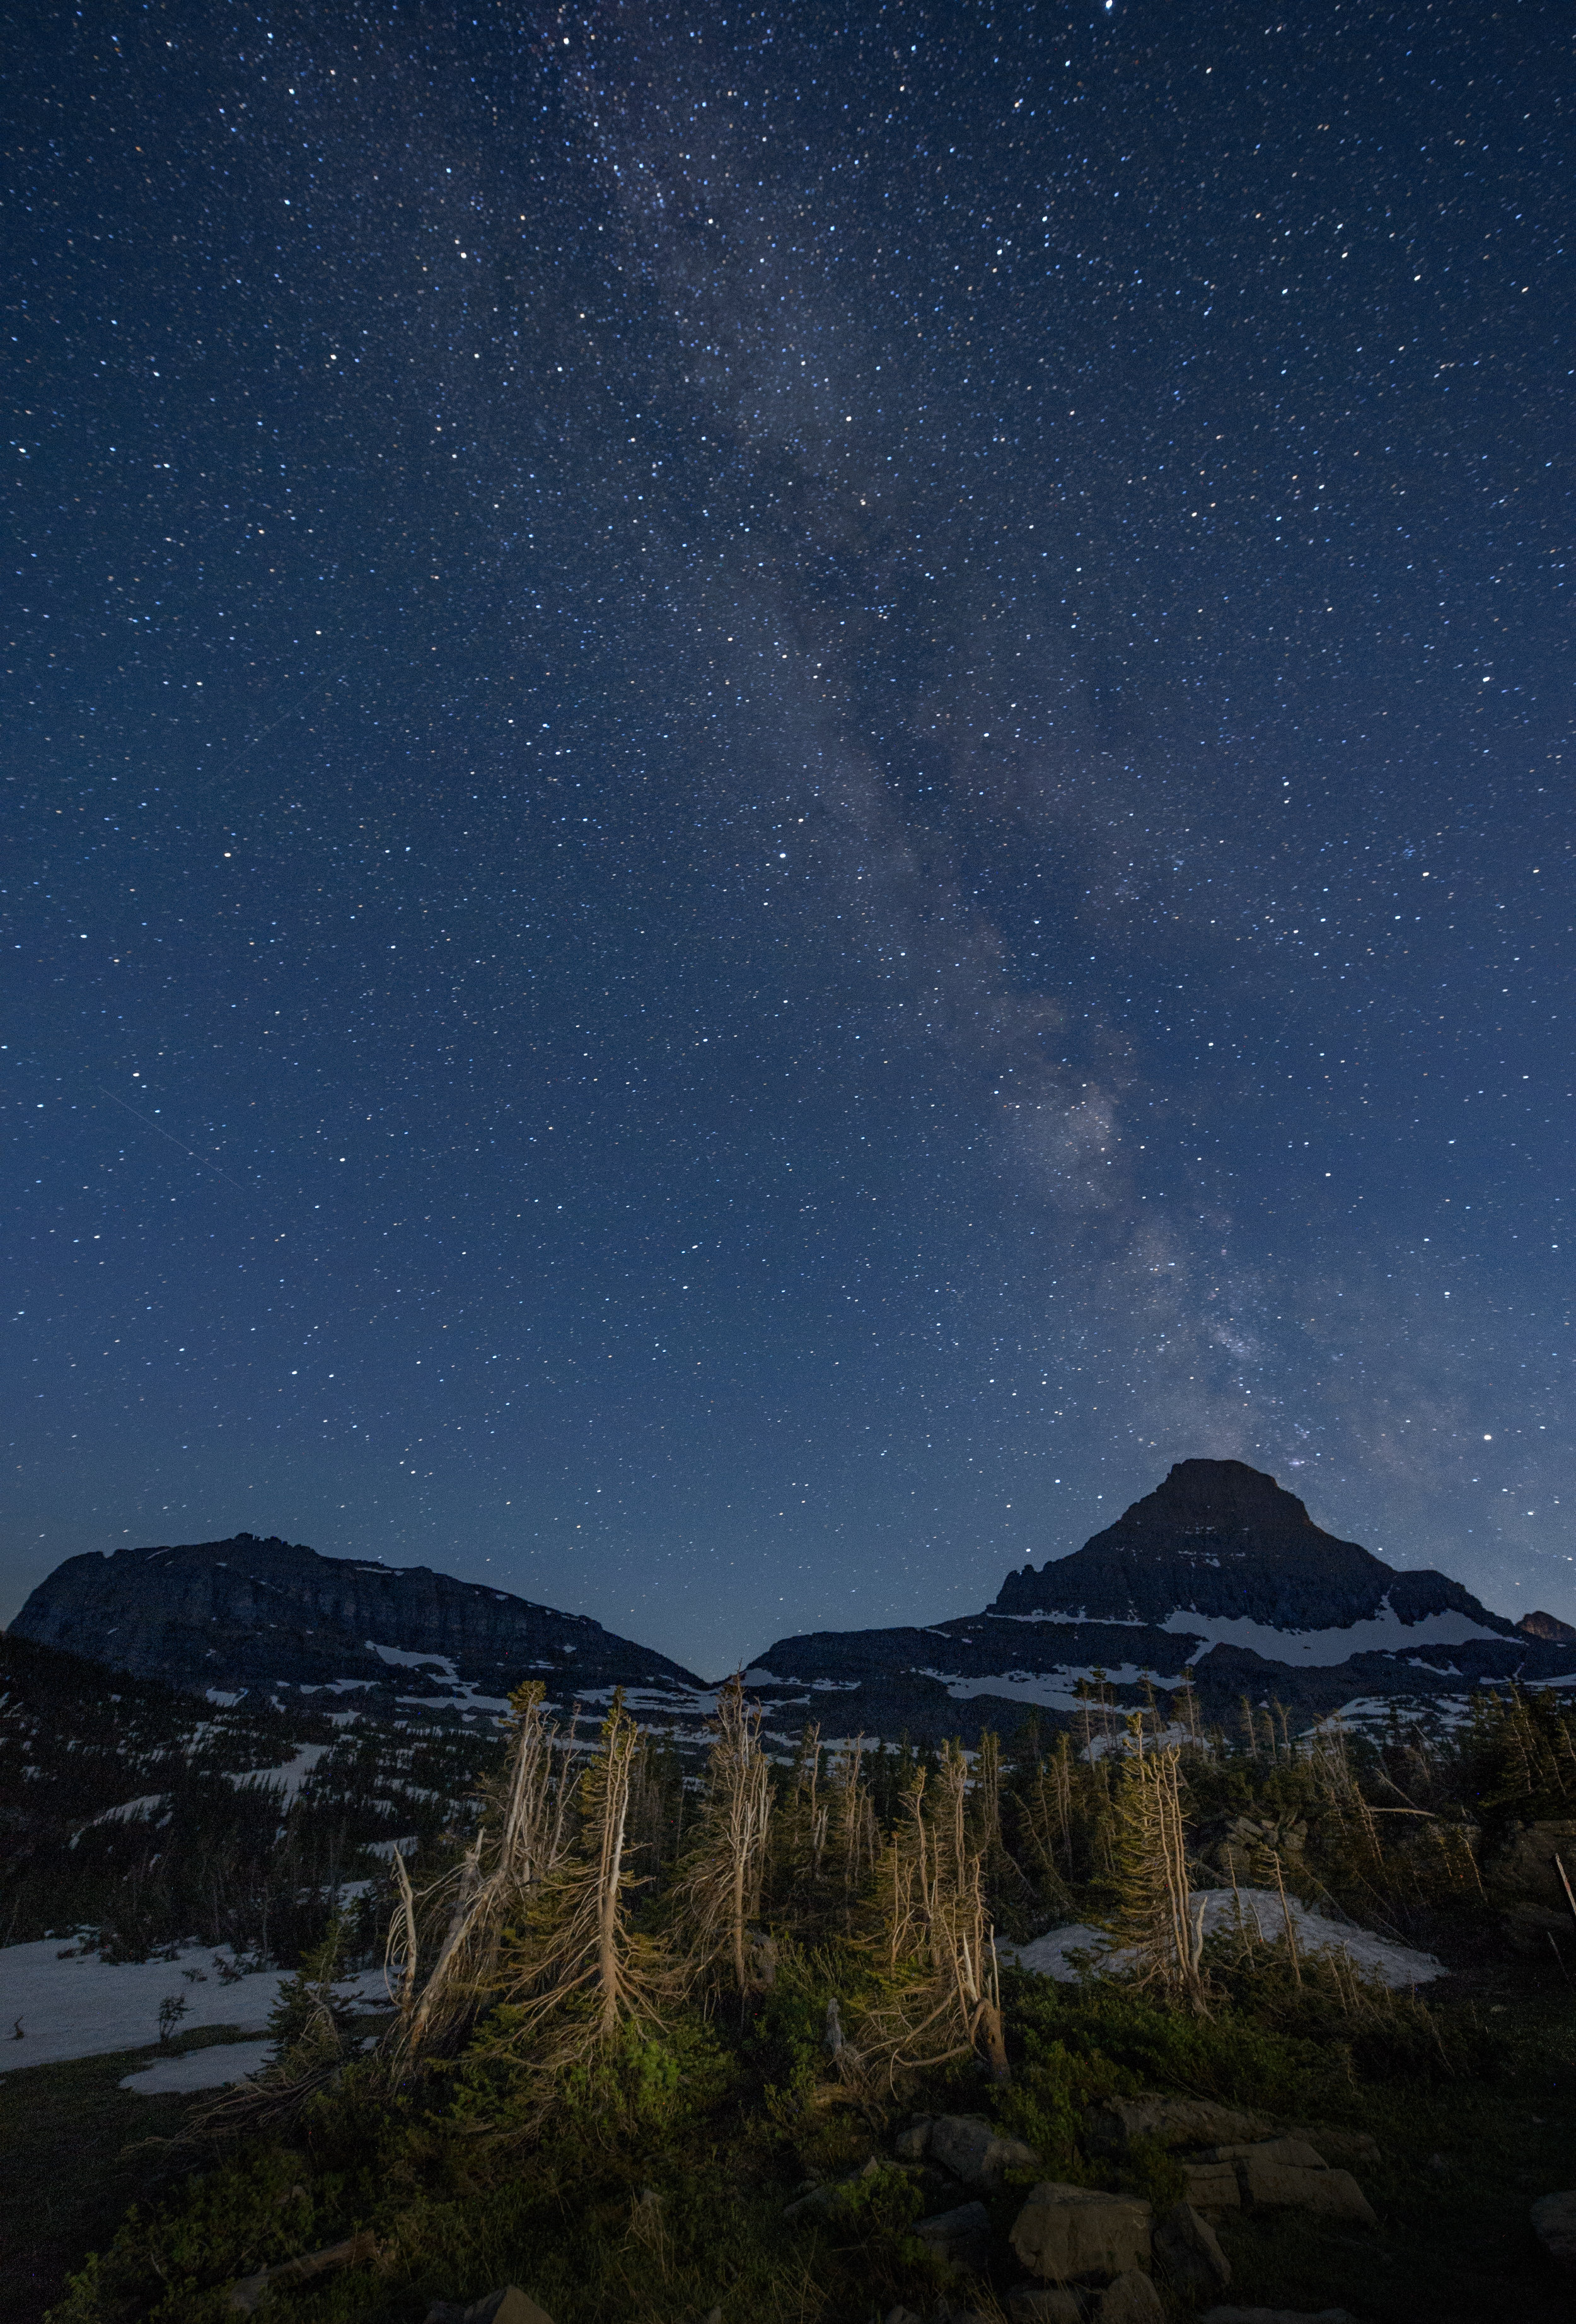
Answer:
1140;1457;1319;1537
990;1458;1507;1636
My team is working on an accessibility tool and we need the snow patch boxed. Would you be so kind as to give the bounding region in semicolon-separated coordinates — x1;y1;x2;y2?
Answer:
366;1642;456;1675
1002;1888;1442;1990
74;1794;171;1837
1161;1601;1507;1666
999;1608;1142;1627
917;1664;1186;1710
121;2038;274;2095
226;1742;330;1804
0;1941;390;2072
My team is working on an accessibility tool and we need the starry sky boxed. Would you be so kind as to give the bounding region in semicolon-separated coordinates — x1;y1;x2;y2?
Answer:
4;3;1571;1676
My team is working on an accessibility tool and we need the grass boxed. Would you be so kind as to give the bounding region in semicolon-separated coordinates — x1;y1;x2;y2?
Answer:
7;1971;1576;2323
0;2026;264;2324
1208;1989;1576;2323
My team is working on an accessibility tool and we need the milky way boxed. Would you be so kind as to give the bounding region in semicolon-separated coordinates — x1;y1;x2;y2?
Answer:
4;3;1570;1670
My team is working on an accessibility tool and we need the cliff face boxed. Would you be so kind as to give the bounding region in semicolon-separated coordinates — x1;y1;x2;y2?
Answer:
8;1533;704;1712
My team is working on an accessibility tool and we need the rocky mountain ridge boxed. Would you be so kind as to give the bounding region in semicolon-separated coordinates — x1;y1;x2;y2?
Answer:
741;1460;1576;1738
9;1463;1575;1744
8;1533;704;1723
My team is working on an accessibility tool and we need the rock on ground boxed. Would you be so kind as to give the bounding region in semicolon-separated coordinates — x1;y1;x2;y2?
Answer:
1532;2188;1576;2270
1086;2096;1275;2154
1154;2200;1231;2293
929;2112;1043;2188
1094;2271;1166;2322
1010;2184;1152;2284
1232;2156;1376;2226
915;2200;992;2273
1007;2291;1083;2323
1203;2136;1330;2173
1181;2160;1241;2212
1486;1818;1576;1907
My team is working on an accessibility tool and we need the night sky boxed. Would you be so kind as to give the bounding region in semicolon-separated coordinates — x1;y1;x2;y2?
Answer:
5;3;1571;1676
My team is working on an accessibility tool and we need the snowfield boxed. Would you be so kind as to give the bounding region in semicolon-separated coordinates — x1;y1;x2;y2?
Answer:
1001;1885;1444;1990
0;1939;391;2071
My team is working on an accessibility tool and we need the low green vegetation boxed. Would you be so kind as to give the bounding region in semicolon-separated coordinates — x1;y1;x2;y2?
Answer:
14;1675;1576;2321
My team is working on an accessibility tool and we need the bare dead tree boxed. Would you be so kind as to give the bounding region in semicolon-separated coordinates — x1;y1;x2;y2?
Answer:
670;1673;774;1999
859;1760;1009;2085
1106;1726;1208;2013
481;1692;676;2088
390;1682;580;2062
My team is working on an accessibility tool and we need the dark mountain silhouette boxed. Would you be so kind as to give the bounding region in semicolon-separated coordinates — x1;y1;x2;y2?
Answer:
990;1459;1512;1633
10;1466;1575;1745
8;1533;704;1719
740;1460;1572;1740
1518;1609;1576;1644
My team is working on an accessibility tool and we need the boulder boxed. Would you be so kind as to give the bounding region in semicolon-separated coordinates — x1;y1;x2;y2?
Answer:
1288;2125;1381;2167
1486;1820;1576;1910
1231;2153;1376;2226
1011;2184;1152;2284
894;2117;933;2161
915;2200;992;2273
1502;1902;1574;1954
1203;2137;1329;2172
1094;2273;1166;2323
1180;2161;1241;2212
422;2292;556;2324
930;2112;1043;2188
1007;2292;1083;2323
1154;2201;1231;2294
1531;2188;1576;2271
1085;2096;1275;2155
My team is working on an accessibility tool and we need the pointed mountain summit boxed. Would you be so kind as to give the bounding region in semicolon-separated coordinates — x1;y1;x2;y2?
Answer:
8;1533;705;1719
741;1457;1562;1741
991;1458;1504;1636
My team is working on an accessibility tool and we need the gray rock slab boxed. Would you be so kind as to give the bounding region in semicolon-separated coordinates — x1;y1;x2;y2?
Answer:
1011;2183;1152;2284
1154;2200;1231;2293
1094;2272;1165;2323
1007;2292;1083;2324
915;2199;992;2272
930;2112;1042;2188
1086;2095;1276;2154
